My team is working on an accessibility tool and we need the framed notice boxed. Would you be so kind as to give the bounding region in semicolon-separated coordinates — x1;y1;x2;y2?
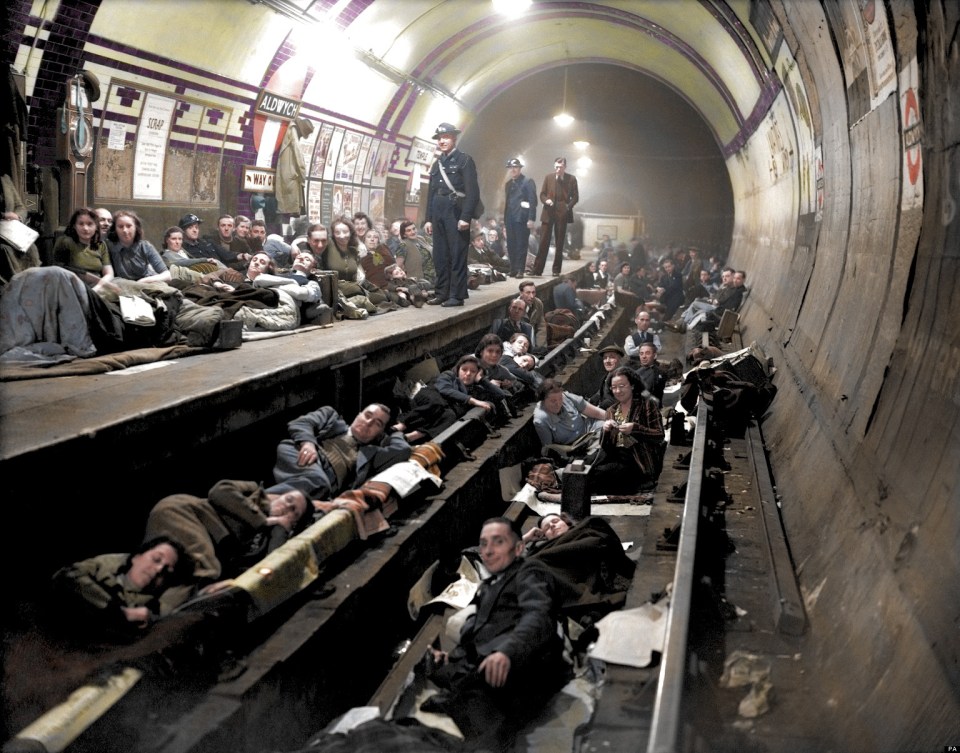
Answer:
355;135;373;184
323;128;344;182
373;142;393;186
95;79;228;206
369;188;385;223
307;180;324;221
336;130;363;182
407;138;435;168
133;93;176;200
384;177;406;221
363;139;380;183
311;123;334;178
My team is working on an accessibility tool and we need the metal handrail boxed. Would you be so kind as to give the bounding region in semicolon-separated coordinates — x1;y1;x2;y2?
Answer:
647;399;709;753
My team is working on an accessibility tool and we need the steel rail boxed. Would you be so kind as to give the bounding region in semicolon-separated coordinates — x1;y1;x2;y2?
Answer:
646;399;709;753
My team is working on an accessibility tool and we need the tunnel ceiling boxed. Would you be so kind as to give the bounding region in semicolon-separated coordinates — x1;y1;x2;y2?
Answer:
260;0;780;152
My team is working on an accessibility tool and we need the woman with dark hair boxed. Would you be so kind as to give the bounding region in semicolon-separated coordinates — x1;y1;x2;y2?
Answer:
532;377;606;458
475;333;520;394
52;207;115;292
352;212;374;254
501;332;543;396
107;210;171;283
526;512;637;623
522;511;576;552
323;216;359;282
324;216;379;315
594;366;665;493
160;225;223;277
393;354;509;443
50;536;189;636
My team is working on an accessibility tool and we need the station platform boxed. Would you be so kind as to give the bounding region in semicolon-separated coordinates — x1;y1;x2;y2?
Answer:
0;267;581;593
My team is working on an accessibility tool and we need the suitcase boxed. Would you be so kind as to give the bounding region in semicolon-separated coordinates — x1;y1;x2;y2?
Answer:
314;270;338;308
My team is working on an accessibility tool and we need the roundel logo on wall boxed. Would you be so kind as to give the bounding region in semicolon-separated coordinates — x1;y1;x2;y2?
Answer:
903;87;921;186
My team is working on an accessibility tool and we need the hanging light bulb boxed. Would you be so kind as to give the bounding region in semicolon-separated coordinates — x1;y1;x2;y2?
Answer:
553;67;574;127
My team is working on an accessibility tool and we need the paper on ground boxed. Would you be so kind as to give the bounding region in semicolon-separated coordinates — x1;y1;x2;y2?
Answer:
588;603;668;668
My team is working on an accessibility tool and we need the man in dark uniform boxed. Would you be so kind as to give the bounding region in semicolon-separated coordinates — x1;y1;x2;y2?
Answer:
503;157;538;278
424;122;480;307
531;156;579;276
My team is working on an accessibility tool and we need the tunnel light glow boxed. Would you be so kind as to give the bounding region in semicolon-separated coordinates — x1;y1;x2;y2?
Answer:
492;0;532;18
577;156;592;169
574;140;590;150
554;67;574;127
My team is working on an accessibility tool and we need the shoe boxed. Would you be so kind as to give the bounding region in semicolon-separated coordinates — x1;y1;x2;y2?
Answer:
426;297;444;305
664;320;687;334
441;298;464;307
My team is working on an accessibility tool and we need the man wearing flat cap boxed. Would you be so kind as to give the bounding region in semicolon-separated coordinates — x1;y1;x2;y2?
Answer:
179;213;234;266
503;157;538;278
424;122;480;307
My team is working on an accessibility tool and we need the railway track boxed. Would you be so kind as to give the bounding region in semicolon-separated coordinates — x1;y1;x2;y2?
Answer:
4;301;776;753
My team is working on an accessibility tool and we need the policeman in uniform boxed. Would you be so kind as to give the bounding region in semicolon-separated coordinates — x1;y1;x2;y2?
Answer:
424;122;480;307
503;157;538;278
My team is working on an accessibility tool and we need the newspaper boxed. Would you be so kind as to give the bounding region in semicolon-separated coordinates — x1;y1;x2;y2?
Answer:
0;219;39;253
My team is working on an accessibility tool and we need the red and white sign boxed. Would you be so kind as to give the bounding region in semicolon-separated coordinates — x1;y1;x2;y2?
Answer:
899;58;923;211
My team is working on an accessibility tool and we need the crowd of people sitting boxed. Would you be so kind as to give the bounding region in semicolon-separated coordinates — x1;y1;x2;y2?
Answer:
32;230;755;752
43;264;664;632
0;207;532;365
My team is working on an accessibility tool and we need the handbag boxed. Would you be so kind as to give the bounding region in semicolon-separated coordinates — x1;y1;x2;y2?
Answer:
437;158;484;219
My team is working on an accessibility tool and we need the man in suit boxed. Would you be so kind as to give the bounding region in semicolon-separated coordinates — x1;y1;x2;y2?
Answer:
424;122;481;307
623;306;662;356
634;342;668;404
272;403;410;500
503;157;538;277
530;156;579;276
491;297;536;347
519;279;546;349
425;517;570;750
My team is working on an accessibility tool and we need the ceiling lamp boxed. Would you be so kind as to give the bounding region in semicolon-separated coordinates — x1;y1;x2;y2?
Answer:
492;0;532;18
553;67;574;127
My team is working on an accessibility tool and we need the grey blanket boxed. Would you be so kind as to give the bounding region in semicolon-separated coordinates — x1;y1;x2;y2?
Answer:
0;266;95;362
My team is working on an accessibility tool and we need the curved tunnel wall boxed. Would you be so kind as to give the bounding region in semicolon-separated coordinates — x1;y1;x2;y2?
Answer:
2;2;957;750
728;3;958;750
